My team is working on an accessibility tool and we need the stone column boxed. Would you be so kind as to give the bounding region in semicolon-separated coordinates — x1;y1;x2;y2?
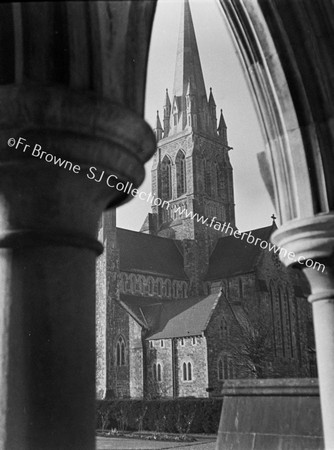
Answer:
0;86;155;450
272;215;334;449
218;1;334;447
0;2;156;449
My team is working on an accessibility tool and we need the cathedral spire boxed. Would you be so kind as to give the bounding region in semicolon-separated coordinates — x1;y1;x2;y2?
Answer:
170;0;211;134
173;0;207;99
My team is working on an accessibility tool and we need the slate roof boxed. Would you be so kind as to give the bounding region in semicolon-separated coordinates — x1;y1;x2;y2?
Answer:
117;228;187;280
120;292;221;340
205;225;275;281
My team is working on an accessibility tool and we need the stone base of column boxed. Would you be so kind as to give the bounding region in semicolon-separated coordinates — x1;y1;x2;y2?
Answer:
216;379;323;450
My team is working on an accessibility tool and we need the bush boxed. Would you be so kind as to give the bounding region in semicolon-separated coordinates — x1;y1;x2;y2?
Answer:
96;398;223;434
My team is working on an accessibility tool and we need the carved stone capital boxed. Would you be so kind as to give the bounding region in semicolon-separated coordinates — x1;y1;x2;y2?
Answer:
0;85;156;198
272;214;334;266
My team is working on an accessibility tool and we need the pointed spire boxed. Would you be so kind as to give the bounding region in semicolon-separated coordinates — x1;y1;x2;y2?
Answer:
208;87;216;107
169;0;211;134
208;87;217;134
218;109;226;129
173;0;207;99
217;108;227;142
163;89;171;137
164;88;171;111
154;110;163;142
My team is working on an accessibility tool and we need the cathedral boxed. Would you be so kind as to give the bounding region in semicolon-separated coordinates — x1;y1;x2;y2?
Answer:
96;0;315;400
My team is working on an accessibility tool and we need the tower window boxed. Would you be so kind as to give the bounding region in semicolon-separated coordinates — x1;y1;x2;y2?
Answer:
161;155;172;200
116;336;126;366
176;150;186;197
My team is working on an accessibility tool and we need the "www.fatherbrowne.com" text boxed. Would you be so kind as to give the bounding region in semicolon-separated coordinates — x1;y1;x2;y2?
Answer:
7;136;325;273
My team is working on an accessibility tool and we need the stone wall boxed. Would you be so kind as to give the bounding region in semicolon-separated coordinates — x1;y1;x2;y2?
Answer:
145;336;209;398
217;379;323;450
175;335;209;397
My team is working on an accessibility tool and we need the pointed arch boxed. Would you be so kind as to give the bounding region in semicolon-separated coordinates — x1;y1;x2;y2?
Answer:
204;160;212;196
161;154;172;200
217;353;233;380
176;149;186;197
285;289;294;357
116;335;126;366
278;287;286;357
269;282;277;356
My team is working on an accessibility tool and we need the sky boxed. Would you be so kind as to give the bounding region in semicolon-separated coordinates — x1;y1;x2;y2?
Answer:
116;0;274;233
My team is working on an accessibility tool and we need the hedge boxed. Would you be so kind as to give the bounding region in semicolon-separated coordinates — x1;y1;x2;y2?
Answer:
96;398;223;434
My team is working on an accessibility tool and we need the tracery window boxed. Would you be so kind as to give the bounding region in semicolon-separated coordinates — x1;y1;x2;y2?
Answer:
116;336;126;366
176;150;186;196
161;155;172;200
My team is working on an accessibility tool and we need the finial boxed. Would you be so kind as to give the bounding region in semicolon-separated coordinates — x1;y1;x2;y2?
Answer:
220;109;223;114
271;213;277;224
210;87;212;92
157;110;159;115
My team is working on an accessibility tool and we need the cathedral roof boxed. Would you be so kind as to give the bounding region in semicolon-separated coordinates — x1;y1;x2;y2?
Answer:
120;292;220;339
117;228;187;279
205;225;275;280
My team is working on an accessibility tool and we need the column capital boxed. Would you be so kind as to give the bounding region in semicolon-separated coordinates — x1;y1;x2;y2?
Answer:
0;85;156;200
272;213;334;266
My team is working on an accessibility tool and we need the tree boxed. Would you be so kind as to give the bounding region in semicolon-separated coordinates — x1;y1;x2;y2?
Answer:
229;315;276;379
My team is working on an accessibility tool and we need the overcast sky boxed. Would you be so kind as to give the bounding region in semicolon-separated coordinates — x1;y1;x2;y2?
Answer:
116;0;274;232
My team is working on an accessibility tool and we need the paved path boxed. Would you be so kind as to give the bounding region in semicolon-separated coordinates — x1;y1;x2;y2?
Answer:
96;436;217;450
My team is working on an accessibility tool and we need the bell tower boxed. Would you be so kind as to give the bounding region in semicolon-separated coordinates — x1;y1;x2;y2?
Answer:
142;0;235;246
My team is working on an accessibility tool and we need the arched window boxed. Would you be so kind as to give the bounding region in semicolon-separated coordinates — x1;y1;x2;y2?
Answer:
176;150;186;196
204;160;212;196
161;155;172;200
182;361;193;381
187;362;192;381
116;336;126;366
148;277;154;295
286;290;294;357
278;288;286;357
270;284;277;357
153;363;162;382
218;354;233;380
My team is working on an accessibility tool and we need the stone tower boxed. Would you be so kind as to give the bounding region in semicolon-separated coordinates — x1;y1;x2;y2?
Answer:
142;0;235;249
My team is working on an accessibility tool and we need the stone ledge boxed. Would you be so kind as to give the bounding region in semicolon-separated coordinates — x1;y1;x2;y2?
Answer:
221;378;319;396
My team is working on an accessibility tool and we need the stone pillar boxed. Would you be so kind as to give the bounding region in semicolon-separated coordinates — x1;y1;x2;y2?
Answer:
272;215;334;449
0;2;156;449
218;1;334;447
